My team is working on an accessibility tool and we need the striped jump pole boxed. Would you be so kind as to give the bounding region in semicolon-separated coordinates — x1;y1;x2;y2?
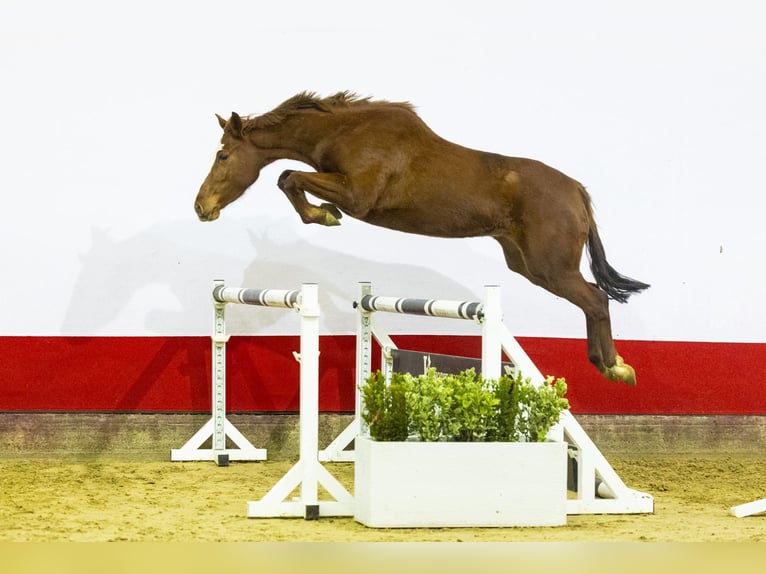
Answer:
212;284;300;309
357;293;484;321
355;285;545;387
355;283;502;386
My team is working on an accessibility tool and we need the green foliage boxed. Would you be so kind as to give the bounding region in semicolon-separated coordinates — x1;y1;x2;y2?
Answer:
404;369;447;442
359;370;409;441
493;370;570;442
445;368;498;442
522;375;569;442
485;371;522;442
359;367;569;442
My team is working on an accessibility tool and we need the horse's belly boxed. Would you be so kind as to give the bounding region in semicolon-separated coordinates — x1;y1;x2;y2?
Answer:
362;206;504;239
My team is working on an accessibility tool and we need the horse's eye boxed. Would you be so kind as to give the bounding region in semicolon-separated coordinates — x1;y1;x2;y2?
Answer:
217;151;228;161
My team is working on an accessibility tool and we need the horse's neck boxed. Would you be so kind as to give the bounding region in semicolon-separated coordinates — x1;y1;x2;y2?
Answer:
248;117;324;167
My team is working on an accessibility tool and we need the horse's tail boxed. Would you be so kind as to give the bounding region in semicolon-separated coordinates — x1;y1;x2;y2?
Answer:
579;186;650;303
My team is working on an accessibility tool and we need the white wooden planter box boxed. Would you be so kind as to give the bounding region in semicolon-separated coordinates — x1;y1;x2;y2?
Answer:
354;436;567;528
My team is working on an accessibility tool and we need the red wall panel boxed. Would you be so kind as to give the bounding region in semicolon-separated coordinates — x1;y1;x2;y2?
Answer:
0;336;763;414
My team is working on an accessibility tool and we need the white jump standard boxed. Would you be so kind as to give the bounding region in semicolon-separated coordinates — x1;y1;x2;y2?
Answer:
170;280;276;465
245;282;354;520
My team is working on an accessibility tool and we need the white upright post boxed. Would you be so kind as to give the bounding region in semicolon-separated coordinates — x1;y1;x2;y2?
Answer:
247;283;354;519
356;281;374;437
299;283;320;512
481;285;502;382
356;281;374;405
211;285;228;454
171;280;267;465
318;283;368;461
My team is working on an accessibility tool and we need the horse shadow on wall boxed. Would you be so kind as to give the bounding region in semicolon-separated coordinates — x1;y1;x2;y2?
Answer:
235;228;500;335
60;218;496;414
62;218;495;336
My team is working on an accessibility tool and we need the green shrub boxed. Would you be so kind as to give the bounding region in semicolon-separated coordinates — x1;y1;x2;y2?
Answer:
445;368;498;442
404;368;448;442
494;370;569;442
486;370;522;442
359;367;569;442
359;370;409;441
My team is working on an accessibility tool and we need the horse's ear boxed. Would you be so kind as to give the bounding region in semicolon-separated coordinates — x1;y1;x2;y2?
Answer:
216;113;227;130
229;112;243;138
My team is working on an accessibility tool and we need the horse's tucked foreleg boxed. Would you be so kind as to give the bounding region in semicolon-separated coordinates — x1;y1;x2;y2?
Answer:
278;170;349;227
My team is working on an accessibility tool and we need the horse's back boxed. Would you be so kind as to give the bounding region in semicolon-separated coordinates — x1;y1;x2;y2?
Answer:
312;105;588;238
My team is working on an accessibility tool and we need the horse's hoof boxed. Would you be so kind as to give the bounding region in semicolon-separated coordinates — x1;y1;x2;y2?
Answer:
303;205;342;226
318;203;342;226
603;356;637;386
320;202;343;220
322;212;341;226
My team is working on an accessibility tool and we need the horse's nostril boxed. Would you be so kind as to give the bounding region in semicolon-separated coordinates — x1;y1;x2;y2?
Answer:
194;202;203;217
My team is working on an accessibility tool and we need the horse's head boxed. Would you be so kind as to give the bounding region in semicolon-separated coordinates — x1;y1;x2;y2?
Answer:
194;112;266;221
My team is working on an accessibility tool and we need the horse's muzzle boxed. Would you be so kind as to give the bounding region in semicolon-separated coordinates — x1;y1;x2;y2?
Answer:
195;201;219;222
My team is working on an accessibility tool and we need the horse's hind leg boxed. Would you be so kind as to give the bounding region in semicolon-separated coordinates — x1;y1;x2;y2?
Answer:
495;236;636;385
277;170;347;226
580;288;636;385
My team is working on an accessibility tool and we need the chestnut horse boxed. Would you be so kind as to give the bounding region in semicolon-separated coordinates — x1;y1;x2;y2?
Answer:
195;92;649;385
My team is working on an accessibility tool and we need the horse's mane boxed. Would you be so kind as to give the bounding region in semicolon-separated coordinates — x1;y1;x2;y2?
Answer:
244;91;415;130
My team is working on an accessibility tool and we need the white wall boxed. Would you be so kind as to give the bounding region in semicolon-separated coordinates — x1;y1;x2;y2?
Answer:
1;0;764;342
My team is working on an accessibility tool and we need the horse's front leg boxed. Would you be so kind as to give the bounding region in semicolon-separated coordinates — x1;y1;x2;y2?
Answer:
278;170;350;227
